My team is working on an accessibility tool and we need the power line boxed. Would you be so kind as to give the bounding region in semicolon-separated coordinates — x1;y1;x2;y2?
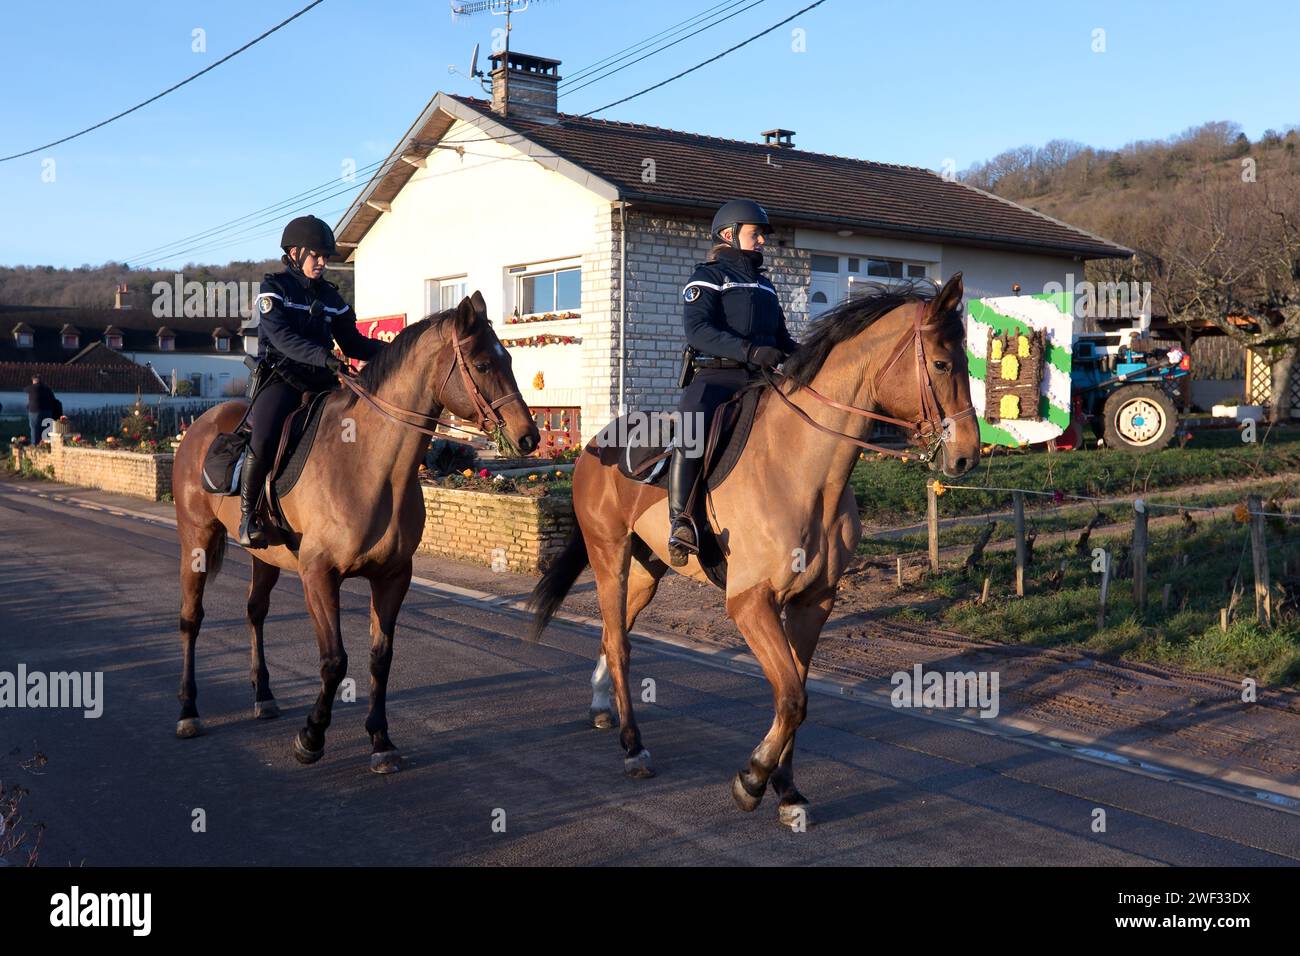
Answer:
131;149;532;267
560;0;768;99
123;0;831;266
582;0;827;116
557;0;742;88
0;0;327;164
439;0;831;147
122;154;394;264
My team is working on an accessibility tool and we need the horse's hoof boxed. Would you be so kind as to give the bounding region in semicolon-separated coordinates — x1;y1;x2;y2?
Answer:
778;799;812;829
175;718;204;739
589;708;617;730
370;750;403;774
623;748;655;778
293;731;323;765
253;699;280;720
731;771;764;812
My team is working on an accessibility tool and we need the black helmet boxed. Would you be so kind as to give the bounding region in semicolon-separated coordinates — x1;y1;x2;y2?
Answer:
711;199;771;245
280;215;337;257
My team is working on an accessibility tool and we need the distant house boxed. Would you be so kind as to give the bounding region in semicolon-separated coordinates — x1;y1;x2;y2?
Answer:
333;50;1131;445
1;299;247;409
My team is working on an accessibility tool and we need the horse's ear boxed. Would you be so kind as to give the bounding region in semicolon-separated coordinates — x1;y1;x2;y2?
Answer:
470;290;488;321
931;272;964;317
453;295;477;333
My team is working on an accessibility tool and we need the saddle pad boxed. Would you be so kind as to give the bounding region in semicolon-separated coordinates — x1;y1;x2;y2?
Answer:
271;389;332;497
599;384;766;491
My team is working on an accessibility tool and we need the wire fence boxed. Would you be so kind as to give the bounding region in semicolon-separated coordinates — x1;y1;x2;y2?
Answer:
920;477;1296;629
63;400;223;441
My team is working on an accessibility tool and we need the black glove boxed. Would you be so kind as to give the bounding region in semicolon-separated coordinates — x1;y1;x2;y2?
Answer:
324;353;345;374
747;345;786;369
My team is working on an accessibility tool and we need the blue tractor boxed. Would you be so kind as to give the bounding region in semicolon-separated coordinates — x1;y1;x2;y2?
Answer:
1068;325;1192;452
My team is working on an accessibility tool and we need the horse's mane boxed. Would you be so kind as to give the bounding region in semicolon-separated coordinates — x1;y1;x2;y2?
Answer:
356;310;456;391
782;280;937;386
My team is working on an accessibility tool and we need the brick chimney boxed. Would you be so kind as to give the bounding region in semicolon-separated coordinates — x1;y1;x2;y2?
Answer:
114;283;134;309
490;51;561;124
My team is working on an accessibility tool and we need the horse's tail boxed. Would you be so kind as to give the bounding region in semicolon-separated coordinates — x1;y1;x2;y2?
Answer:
206;529;227;580
527;522;588;642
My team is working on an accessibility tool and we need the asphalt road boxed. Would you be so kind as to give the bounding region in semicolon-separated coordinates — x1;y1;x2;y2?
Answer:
1;479;1297;866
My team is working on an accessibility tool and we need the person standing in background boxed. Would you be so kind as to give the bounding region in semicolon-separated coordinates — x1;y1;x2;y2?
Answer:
24;374;58;445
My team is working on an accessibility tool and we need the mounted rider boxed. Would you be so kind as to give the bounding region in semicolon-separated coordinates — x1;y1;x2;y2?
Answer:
239;215;384;548
668;199;798;566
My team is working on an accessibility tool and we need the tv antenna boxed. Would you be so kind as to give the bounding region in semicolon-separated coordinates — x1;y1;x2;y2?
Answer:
449;1;549;116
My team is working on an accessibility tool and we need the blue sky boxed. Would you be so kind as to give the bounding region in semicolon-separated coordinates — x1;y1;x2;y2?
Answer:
1;0;1296;269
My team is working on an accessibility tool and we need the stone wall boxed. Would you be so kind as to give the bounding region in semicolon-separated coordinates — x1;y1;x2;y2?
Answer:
417;484;575;573
12;436;173;500
10;439;577;571
617;209;812;417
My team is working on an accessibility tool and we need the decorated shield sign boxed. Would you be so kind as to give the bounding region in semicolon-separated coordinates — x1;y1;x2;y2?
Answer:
964;293;1074;447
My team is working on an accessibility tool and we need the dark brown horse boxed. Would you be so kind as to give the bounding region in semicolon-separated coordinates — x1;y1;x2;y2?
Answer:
531;275;980;825
172;292;539;772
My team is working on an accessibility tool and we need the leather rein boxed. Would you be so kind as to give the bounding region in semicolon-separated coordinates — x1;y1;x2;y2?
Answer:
762;302;975;462
335;326;521;440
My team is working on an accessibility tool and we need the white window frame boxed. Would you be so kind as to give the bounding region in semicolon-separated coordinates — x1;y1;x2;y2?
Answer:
507;257;582;319
426;275;468;317
15;332;33;349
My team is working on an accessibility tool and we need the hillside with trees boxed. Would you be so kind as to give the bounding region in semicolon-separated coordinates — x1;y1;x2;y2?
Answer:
0;260;355;311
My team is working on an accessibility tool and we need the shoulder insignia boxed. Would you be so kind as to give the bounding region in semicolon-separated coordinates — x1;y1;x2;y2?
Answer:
259;295;274;314
683;286;701;303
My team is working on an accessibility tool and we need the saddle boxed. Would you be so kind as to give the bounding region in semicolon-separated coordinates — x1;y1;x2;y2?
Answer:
590;384;766;590
202;389;333;544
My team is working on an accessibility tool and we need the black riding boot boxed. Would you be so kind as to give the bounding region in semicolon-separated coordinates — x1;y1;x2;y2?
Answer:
237;448;270;549
667;445;704;567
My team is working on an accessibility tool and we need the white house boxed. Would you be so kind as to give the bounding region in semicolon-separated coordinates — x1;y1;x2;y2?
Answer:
335;51;1130;447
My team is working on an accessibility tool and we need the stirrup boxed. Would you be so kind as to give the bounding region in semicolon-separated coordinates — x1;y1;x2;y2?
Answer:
239;513;268;549
668;514;699;566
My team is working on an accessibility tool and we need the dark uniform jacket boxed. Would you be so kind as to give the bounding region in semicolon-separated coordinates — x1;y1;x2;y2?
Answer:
680;245;797;365
25;382;56;414
254;269;382;377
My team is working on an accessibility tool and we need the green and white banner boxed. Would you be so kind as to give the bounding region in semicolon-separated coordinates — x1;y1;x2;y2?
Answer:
964;292;1074;447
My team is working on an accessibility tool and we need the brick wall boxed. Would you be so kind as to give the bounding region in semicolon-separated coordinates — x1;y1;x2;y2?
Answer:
417;484;575;573
12;436;173;500
615;209;812;418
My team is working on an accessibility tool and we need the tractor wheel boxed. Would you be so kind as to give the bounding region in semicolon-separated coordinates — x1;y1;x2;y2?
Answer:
1101;385;1177;452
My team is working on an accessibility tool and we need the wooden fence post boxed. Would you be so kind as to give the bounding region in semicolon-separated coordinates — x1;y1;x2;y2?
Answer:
1097;548;1111;629
1248;494;1273;627
1132;498;1148;612
1013;490;1026;597
927;481;939;573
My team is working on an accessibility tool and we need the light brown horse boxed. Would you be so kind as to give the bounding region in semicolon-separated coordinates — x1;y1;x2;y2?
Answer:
172;292;539;772
531;274;980;825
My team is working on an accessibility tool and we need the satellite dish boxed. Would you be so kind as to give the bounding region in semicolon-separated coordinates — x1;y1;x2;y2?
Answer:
469;42;479;78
